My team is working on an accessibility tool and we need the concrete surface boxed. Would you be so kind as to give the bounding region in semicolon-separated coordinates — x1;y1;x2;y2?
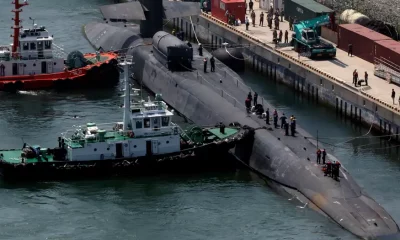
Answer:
232;3;400;110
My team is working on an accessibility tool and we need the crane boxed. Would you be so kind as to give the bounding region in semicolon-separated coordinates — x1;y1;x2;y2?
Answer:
291;15;336;59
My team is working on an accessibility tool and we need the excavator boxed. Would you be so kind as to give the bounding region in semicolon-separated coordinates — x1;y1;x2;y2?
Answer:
291;14;336;59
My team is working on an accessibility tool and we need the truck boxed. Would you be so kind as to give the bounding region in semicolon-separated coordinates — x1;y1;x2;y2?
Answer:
291;15;336;59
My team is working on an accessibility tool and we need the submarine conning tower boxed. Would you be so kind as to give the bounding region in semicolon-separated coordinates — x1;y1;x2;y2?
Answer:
99;0;200;38
153;31;193;71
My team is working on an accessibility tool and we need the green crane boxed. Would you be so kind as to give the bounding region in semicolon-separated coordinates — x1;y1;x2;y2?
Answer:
291;14;336;59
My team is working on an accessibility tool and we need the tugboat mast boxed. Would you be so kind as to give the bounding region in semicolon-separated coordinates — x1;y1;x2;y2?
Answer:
11;0;28;58
121;57;133;132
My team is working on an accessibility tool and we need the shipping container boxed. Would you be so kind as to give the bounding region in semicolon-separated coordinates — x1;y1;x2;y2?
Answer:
260;0;283;12
337;24;390;63
284;0;333;22
374;40;400;67
211;0;246;24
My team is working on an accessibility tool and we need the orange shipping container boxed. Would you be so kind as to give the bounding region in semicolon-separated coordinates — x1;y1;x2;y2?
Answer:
338;24;390;63
374;40;400;68
211;0;246;24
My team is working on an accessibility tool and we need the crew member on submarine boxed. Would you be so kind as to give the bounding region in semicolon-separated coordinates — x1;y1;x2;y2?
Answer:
210;55;215;72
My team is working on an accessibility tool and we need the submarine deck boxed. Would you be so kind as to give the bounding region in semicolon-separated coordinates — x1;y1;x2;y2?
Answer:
200;5;400;116
151;40;400;234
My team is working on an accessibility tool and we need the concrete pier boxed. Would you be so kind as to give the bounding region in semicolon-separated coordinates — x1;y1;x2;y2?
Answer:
170;4;400;137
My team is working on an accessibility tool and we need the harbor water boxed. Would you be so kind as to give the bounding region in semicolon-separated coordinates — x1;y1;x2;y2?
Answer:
0;0;399;239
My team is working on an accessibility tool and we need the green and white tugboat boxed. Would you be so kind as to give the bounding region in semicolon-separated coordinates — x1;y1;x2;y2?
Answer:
0;57;253;181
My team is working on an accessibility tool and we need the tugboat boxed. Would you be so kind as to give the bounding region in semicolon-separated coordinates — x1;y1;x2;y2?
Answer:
0;58;253;181
0;0;119;92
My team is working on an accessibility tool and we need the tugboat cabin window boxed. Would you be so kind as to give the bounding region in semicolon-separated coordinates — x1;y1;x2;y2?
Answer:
30;42;36;50
161;117;169;127
144;118;150;128
23;43;29;51
153;117;160;130
135;119;143;129
45;41;52;49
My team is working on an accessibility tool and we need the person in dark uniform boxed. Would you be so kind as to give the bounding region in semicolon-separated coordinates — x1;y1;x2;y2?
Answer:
273;109;278;128
348;43;353;56
253;92;258;106
247;92;252;102
290;120;296;136
284;30;289;43
210;56;215;72
265;108;270;125
332;161;337;179
316;149;321;164
249;0;253;11
198;43;203;56
322;149;327;164
245;97;251;113
334;161;341;181
280;113;287;128
284;122;289;136
203;57;207;73
273;111;278;128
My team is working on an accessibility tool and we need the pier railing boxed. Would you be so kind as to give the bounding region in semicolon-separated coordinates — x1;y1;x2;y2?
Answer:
199;11;400;114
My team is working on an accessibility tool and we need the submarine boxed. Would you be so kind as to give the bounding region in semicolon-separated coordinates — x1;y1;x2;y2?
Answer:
84;1;400;239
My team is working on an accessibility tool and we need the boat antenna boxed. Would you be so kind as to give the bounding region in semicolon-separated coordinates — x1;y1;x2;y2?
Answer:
29;17;35;30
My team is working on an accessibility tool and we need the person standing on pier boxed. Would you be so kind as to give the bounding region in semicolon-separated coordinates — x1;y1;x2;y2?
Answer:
278;30;283;42
245;16;250;30
253;92;258;106
251;10;256;27
273;30;277;44
284;30;289;43
392;89;396;104
259;12;264;26
266;108;270;125
288;17;293;30
348;43;353;57
267;13;272;29
364;71;368;86
274;16;279;30
353;69;358;87
280;8;284;22
322;149;327;164
203;58;208;73
210;56;215;72
249;0;253;12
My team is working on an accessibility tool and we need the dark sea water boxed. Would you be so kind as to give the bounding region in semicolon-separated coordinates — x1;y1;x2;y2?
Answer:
0;1;399;239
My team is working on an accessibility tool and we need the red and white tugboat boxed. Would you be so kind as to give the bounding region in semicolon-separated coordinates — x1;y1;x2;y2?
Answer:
0;0;119;92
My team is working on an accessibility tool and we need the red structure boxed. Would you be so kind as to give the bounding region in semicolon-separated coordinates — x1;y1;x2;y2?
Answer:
338;24;390;63
11;0;28;58
211;0;246;23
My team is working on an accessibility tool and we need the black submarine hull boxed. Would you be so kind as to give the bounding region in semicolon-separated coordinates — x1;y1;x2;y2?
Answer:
84;22;400;239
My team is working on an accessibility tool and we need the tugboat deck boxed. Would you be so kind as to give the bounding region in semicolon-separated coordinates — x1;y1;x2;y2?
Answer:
0;149;55;164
